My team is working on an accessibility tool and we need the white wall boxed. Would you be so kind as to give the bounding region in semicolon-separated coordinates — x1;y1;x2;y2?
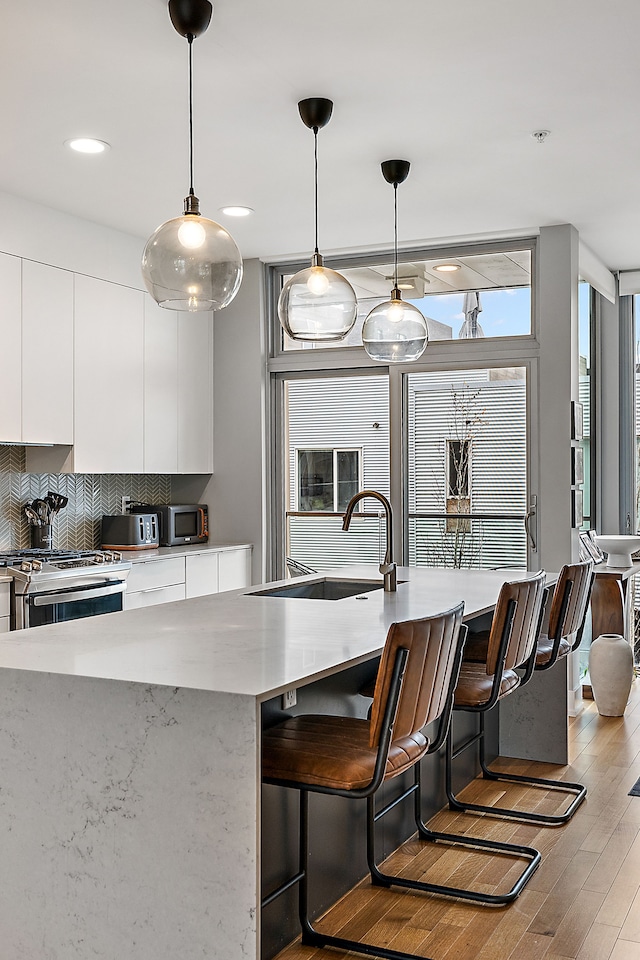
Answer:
0;189;144;289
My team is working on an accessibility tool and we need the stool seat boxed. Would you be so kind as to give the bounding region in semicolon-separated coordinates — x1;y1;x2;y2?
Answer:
263;715;429;790
535;633;571;666
454;661;519;707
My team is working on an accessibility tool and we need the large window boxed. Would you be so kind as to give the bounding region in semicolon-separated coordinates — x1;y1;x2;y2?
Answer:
270;238;537;581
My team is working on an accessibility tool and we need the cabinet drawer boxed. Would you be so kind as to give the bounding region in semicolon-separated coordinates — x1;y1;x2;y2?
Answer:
0;584;10;618
127;557;185;593
125;583;186;610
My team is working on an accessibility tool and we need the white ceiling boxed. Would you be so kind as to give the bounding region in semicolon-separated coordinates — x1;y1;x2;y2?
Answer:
3;0;640;270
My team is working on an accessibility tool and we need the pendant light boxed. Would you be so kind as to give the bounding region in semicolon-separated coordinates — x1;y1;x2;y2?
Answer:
141;0;243;312
362;160;428;362
278;98;357;342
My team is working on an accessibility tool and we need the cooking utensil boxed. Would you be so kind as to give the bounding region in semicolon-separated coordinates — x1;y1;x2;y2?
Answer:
33;499;50;524
23;504;39;525
46;491;68;515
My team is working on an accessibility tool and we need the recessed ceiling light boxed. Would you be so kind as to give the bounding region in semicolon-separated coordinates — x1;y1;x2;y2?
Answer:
65;138;110;154
219;205;254;217
433;263;460;273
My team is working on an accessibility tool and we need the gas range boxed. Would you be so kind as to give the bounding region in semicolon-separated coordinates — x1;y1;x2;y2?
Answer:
0;549;131;582
0;549;133;630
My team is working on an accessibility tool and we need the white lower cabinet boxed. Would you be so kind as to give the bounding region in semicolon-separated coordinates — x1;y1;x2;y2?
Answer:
219;548;253;592
124;557;186;611
126;583;186;611
0;582;10;632
125;548;251;610
185;553;219;599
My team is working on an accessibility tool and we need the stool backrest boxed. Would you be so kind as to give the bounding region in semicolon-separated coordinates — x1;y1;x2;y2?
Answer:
486;571;547;676
369;603;465;749
547;560;594;642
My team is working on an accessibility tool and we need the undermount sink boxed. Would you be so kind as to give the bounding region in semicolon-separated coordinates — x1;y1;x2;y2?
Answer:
248;578;386;601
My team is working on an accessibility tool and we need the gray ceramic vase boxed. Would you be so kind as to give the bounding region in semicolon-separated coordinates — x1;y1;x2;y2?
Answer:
589;633;634;717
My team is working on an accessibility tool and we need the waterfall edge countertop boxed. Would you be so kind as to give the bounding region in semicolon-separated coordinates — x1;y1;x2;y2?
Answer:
0;565;539;699
0;564;548;960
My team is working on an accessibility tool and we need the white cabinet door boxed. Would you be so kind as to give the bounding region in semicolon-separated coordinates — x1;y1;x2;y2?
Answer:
0;253;22;442
74;275;144;473
0;618;9;634
219;548;252;592
178;311;213;473
22;261;74;444
144;297;178;473
185;553;219;598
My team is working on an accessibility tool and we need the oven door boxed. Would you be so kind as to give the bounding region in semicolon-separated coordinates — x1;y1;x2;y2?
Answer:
20;579;126;629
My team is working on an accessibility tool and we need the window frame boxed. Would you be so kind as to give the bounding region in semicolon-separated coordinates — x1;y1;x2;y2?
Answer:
294;446;363;513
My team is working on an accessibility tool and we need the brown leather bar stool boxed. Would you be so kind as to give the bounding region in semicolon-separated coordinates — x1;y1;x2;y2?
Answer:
262;604;542;960
459;560;593;825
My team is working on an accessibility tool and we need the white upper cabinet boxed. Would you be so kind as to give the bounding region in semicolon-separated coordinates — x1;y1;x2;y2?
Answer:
13;257;214;474
178;310;213;473
22;261;73;445
144;298;179;474
74;275;144;473
0;253;22;442
144;300;213;474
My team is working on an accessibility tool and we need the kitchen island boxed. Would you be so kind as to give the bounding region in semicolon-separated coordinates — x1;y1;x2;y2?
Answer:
0;565;538;960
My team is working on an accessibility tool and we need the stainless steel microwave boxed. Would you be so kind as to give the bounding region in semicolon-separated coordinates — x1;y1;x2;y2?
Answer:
131;504;208;546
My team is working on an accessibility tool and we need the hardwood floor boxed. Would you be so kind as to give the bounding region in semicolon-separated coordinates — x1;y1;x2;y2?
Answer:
273;681;640;960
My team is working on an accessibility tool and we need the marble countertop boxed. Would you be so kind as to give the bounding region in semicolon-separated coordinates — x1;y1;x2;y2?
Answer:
0;565;535;701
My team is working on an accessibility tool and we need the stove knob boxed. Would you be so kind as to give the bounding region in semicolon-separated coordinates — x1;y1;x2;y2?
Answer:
20;561;32;572
94;553;105;563
32;560;43;572
113;551;122;562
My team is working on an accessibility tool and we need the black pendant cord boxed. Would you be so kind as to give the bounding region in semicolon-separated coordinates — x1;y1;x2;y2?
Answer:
313;127;319;255
188;35;195;197
393;183;398;291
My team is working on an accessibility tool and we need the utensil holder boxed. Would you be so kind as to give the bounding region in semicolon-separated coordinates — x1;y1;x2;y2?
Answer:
31;525;53;550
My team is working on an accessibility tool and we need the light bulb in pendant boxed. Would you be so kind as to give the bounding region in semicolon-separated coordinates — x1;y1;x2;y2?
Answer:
306;267;330;295
388;298;405;322
178;217;207;250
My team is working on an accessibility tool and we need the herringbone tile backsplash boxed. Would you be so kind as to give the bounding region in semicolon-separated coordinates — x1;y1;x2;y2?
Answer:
0;447;171;550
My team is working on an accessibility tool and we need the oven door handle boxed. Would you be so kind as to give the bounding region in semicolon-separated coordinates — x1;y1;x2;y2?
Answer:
30;582;127;607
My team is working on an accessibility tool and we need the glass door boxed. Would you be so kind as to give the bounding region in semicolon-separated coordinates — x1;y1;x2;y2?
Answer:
278;373;390;575
405;366;530;569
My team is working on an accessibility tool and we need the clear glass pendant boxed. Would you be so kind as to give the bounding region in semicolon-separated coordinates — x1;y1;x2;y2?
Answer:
278;253;357;341
142;196;243;312
362;290;429;362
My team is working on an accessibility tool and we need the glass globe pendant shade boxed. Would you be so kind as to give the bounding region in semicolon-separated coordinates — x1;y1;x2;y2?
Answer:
362;290;429;362
278;253;358;341
142;196;243;312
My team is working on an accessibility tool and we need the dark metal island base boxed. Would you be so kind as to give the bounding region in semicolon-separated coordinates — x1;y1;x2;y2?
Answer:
0;565;547;960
